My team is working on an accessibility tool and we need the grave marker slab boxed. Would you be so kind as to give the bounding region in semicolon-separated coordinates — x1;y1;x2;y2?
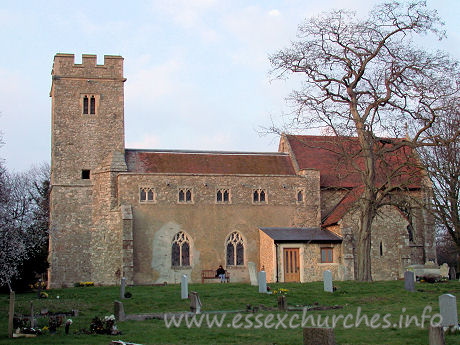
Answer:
323;270;333;293
303;327;336;345
181;275;188;299
258;271;267;293
120;277;126;299
428;326;445;345
439;294;458;328
248;262;258;286
404;271;415;292
190;291;202;314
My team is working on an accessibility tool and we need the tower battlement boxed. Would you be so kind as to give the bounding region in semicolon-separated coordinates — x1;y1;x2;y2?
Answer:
52;53;124;80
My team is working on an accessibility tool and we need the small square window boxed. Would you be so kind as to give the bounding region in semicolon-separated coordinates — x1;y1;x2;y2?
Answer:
82;170;90;179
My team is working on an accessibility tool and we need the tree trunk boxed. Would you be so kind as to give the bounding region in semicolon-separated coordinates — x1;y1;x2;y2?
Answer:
356;203;375;281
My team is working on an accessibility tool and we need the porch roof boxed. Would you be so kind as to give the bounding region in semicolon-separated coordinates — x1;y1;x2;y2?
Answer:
259;227;342;243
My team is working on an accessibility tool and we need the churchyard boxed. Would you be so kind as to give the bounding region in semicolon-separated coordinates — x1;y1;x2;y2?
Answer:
0;280;459;344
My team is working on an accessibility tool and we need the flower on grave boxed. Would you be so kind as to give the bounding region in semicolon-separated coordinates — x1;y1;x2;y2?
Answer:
66;319;73;326
104;315;115;322
273;288;289;296
40;292;48;299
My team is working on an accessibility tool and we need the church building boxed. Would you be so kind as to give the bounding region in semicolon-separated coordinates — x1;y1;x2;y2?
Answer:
48;54;435;288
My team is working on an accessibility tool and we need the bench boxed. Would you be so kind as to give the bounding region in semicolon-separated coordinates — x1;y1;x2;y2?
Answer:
201;270;230;283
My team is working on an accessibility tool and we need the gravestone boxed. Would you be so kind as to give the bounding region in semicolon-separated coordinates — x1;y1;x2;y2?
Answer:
448;266;456;280
190;291;202;314
277;295;287;311
303;327;336;345
181;275;188;299
248;262;258;286
428;326;445;345
120;277;126;299
440;263;449;278
114;300;125;321
439;294;458;328
404;271;415;292
323;270;333;293
258;271;267;293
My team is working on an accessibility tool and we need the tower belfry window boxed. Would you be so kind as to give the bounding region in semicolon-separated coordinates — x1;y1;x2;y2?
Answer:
83;96;89;114
90;96;96;114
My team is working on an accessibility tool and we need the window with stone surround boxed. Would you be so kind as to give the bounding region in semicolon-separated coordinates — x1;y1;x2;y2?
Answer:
178;188;193;203
216;188;231;203
297;189;305;203
226;232;244;266
321;248;333;263
81;94;99;115
171;232;191;267
252;189;267;204
139;187;155;203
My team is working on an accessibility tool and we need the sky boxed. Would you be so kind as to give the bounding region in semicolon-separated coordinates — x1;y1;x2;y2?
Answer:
1;0;459;172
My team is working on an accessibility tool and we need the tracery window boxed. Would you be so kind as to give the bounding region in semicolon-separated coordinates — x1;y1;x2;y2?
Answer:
253;189;267;204
216;189;230;203
171;232;191;267
139;187;155;202
226;232;244;266
178;188;193;203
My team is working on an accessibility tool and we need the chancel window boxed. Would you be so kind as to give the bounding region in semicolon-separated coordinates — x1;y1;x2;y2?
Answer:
253;189;267;204
172;232;191;267
139;187;155;202
226;232;244;266
216;189;230;203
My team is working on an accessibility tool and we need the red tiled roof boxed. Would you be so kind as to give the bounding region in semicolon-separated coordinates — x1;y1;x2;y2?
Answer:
283;135;422;189
125;149;296;175
322;186;363;227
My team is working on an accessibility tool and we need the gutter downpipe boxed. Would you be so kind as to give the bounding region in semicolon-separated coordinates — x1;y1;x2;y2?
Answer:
275;242;279;283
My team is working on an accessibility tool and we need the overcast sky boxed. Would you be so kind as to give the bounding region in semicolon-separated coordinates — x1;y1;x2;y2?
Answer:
1;0;459;172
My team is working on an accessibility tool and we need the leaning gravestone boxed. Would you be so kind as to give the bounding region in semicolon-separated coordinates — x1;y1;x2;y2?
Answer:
404;271;415;292
248;262;258;286
439;294;458;328
114;300;126;321
120;277;126;299
323;270;333;293
190;291;202;314
303;328;336;345
258;271;267;293
181;275;188;299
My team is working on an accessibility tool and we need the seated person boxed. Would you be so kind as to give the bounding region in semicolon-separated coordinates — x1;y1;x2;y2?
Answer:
216;265;226;283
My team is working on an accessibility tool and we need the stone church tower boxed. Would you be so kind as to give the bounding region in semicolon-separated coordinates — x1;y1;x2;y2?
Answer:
49;54;127;287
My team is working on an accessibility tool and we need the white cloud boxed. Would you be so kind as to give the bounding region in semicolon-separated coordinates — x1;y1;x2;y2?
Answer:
268;9;281;17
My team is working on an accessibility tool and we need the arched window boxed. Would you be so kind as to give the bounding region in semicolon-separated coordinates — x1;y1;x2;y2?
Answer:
226;232;244;266
172;232;191;267
83;96;89;114
90;96;96;114
297;190;304;202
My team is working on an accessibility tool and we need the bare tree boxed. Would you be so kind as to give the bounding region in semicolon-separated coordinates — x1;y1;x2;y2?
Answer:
0;162;50;291
420;112;459;271
270;1;460;280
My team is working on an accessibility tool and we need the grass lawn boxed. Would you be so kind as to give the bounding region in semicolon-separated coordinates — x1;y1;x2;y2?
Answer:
0;280;459;344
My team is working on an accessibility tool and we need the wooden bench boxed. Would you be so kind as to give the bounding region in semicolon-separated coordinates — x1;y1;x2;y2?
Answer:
201;270;230;283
